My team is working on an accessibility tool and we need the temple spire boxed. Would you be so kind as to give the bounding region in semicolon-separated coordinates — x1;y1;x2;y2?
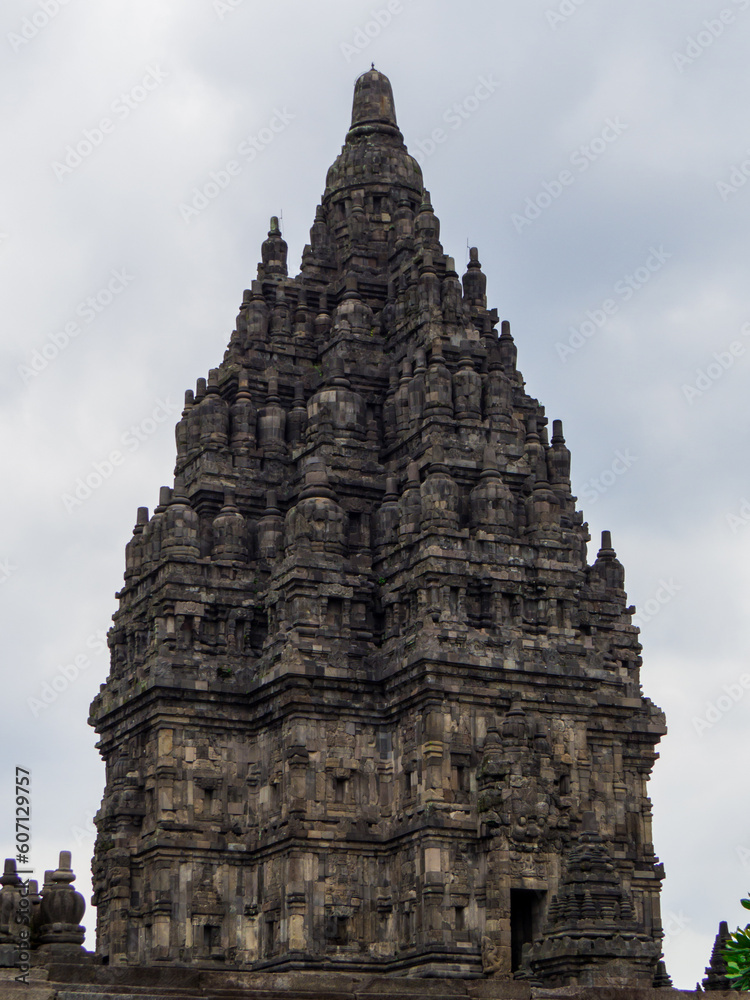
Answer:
259;215;288;278
90;70;666;982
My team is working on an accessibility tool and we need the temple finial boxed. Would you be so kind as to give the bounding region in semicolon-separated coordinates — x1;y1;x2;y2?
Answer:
348;67;399;135
260;217;288;278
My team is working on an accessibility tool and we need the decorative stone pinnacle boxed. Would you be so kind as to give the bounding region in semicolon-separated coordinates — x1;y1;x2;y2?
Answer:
406;461;420;486
157;486;172;509
1;858;21;887
299;457;336;502
348;67;399;136
480;445;501;479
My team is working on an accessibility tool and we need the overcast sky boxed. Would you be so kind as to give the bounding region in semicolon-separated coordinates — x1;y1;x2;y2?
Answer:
2;1;749;987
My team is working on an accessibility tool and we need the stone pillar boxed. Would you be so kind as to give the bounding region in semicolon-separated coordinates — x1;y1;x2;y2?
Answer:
257;375;287;456
212;489;248;562
257;490;284;561
231;374;257;458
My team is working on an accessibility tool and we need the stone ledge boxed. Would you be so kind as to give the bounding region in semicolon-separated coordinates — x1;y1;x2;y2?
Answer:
3;969;743;1000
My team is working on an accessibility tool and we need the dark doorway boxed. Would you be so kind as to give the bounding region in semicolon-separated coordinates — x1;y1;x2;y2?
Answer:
325;914;349;945
510;889;545;972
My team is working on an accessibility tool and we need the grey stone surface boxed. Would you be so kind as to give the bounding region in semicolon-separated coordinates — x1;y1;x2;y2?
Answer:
1;965;741;1000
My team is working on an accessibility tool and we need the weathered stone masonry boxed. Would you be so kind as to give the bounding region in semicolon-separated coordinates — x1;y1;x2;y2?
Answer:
88;68;667;984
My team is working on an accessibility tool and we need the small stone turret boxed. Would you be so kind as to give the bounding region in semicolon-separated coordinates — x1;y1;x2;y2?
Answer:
212;489;247;562
161;477;200;559
523;819;661;986
257;374;286;455
124;506;149;581
414;191;441;252
453;344;482;420
259;216;288;278
306;357;367;443
36;852;86;955
590;530;626;591
0;859;24;964
199;369;230;451
471;446;514;533
1;857;85;968
424;339;453;418
462;247;487;309
285;458;346;556
703;920;732;990
230;374;257;458
498;319;518;375
373;477;400;551
286;381;307;446
548;419;572;490
399;460;422;540
244;280;270;348
257;489;284;561
420;444;459;530
347;65;399;136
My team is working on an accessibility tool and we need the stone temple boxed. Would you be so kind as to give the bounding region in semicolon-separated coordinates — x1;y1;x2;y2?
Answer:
85;68;669;985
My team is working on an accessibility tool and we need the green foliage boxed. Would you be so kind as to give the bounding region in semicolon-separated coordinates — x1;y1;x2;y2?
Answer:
723;893;750;990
